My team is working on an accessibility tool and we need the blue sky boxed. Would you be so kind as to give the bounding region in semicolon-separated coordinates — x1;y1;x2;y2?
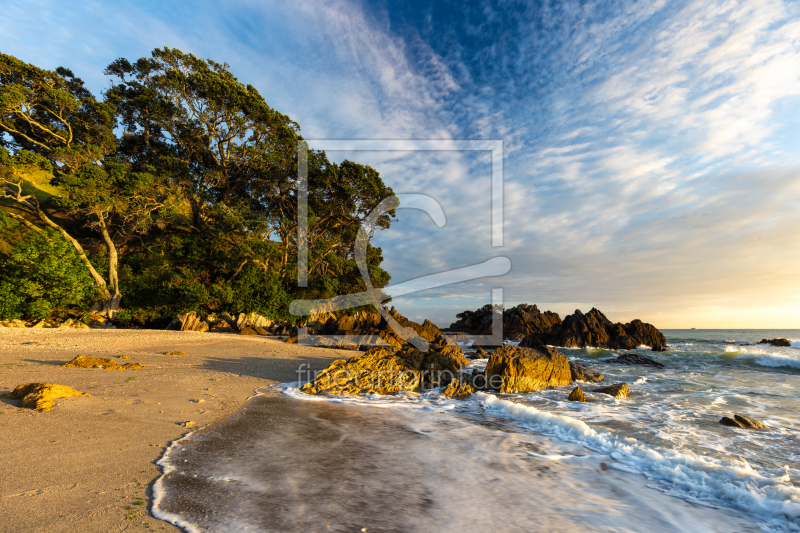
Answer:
3;0;800;327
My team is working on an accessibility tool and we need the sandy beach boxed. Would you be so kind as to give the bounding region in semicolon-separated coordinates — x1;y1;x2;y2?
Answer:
0;328;341;533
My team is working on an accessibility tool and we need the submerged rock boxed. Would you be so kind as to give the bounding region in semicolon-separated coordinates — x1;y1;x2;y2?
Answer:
2;383;91;412
567;386;586;402
593;383;630;399
569;361;604;383
758;338;791;347
720;413;768;429
61;355;144;370
604;353;665;368
485;342;572;393
442;378;475;400
719;416;744;428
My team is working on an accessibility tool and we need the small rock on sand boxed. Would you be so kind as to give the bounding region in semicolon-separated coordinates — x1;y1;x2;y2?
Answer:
1;383;91;412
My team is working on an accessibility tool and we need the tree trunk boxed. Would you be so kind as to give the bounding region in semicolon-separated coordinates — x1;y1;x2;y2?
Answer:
98;218;122;315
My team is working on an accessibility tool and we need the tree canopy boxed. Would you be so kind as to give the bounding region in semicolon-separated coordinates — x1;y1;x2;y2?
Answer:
0;49;395;324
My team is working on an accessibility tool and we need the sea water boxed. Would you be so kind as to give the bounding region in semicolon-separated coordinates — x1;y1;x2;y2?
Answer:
154;329;800;532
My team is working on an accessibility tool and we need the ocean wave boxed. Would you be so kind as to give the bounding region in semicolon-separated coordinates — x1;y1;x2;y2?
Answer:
478;393;800;530
753;354;800;370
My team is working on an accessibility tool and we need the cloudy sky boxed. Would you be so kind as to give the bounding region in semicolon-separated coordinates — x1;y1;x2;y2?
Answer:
3;0;800;328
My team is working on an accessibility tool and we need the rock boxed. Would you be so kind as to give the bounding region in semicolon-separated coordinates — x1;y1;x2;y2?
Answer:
210;320;236;333
476;347;488;357
248;312;272;329
569;361;604;383
567;386;586;402
442;378;475;400
593;383;629;399
89;316;117;329
1;319;27;328
604;353;665;368
285;336;298;344
28;319;46;328
253;326;271;336
1;383;91;412
61;355;145;370
484;342;572;393
218;312;238;330
719;416;744;428
238;326;258;336
337;315;357;332
58;318;90;329
758;338;791;347
301;348;421;395
161;351;187;356
471;369;486;390
734;414;767;429
174;312;210;332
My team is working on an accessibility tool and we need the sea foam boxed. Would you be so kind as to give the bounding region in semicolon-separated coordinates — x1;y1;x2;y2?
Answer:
477;393;800;531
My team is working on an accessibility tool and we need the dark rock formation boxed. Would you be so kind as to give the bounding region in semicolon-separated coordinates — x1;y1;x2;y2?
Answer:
758;338;791;347
446;303;561;341
719;416;743;428
567;386;586;402
593;383;630;399
604;353;665;368
450;304;667;351
719;413;768;429
734;414;767;429
569;362;604;383
520;308;667;351
484;342;572;393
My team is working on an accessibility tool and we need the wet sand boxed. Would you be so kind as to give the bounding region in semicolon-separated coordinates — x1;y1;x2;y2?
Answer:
0;328;342;533
156;392;760;533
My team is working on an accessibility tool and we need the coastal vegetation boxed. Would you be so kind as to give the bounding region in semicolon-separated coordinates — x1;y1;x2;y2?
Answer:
0;48;394;325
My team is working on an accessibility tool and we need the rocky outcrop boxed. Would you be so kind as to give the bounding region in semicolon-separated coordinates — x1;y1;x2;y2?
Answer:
484;342;572;393
449;304;667;351
567;386;586;402
720;414;767;429
758;338;791;347
569;362;604;383
447;304;561;341
593;383;629;399
0;319;26;327
58;318;90;329
1;383;91;412
166;311;210;332
519;308;667;351
604;353;665;368
301;336;470;395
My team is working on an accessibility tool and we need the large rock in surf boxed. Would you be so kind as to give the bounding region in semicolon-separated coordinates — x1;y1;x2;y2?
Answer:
567;386;586;402
593;383;630;399
758;338;790;347
301;338;469;395
449;304;667;350
520;308;667;351
719;413;767;429
569;361;604;383
484;342;572;393
442;378;475;400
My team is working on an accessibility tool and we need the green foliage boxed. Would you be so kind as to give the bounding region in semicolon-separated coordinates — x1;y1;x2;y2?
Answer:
0;50;397;325
0;212;96;319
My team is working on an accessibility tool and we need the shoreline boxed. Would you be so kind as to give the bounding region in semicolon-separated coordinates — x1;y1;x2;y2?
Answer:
0;328;342;533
